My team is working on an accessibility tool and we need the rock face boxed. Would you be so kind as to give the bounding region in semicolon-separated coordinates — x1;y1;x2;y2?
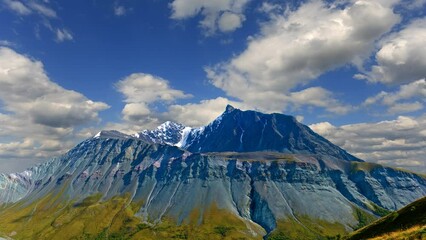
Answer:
0;106;425;238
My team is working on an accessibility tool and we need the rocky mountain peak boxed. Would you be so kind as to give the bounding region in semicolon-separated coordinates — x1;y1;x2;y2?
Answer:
225;104;236;113
134;120;186;145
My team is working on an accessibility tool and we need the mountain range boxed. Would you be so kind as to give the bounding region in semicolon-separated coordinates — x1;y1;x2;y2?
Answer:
0;106;425;239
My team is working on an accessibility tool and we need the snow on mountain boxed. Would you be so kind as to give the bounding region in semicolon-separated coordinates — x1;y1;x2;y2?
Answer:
133;121;186;146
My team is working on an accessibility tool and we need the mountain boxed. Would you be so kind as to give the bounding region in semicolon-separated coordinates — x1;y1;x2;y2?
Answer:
0;106;425;240
134;121;186;146
345;196;426;240
137;105;361;161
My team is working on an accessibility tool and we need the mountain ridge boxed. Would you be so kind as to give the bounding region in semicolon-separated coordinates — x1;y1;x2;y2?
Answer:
111;105;362;162
0;106;425;239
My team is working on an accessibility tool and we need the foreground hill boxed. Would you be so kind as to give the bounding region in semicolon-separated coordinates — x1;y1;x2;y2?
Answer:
0;106;425;239
346;196;426;240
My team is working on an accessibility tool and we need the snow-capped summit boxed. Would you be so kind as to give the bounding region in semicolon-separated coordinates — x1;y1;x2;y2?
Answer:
134;121;187;145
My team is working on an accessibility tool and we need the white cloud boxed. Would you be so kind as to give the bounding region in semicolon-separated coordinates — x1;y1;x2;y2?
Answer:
115;73;191;124
295;115;304;123
364;79;426;114
2;0;31;15
110;95;247;132
170;0;250;35
387;102;423;114
2;0;73;42
116;73;191;105
290;87;352;114
55;28;73;42
258;2;283;14
112;73;250;130
309;121;335;136
114;5;127;16
165;97;247;127
217;11;244;32
0;47;109;172
363;18;426;85
401;0;426;9
0;40;15;47
207;0;399;114
121;103;151;121
310;115;426;173
3;0;57;18
0;47;109;127
27;1;57;18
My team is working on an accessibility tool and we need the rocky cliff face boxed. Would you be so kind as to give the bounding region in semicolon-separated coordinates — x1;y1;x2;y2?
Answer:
0;106;425;239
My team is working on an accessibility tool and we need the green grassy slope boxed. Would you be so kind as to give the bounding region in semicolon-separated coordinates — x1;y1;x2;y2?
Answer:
345;196;426;240
0;190;358;240
0;191;265;240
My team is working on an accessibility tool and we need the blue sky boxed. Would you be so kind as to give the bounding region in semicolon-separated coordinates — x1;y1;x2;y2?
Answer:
0;0;425;173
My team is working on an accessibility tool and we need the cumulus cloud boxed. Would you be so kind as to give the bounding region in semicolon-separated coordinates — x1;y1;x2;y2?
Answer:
290;87;352;114
310;115;426;173
115;73;191;125
111;96;247;133
364;79;426;114
207;0;399;114
217;11;245;32
0;47;109;127
387;102;423;114
360;18;426;85
170;0;250;35
112;72;250;131
0;47;109;172
165;97;247;127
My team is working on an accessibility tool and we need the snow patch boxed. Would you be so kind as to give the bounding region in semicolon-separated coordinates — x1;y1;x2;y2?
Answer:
175;127;192;148
93;132;101;139
22;170;32;178
8;173;17;180
236;160;244;170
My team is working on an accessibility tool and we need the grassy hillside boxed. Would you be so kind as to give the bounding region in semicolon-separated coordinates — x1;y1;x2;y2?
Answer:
0;190;356;240
368;225;426;240
5;192;423;240
0;191;265;240
345;196;426;240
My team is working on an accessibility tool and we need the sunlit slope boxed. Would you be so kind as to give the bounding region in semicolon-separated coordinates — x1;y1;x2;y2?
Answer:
346;196;426;240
